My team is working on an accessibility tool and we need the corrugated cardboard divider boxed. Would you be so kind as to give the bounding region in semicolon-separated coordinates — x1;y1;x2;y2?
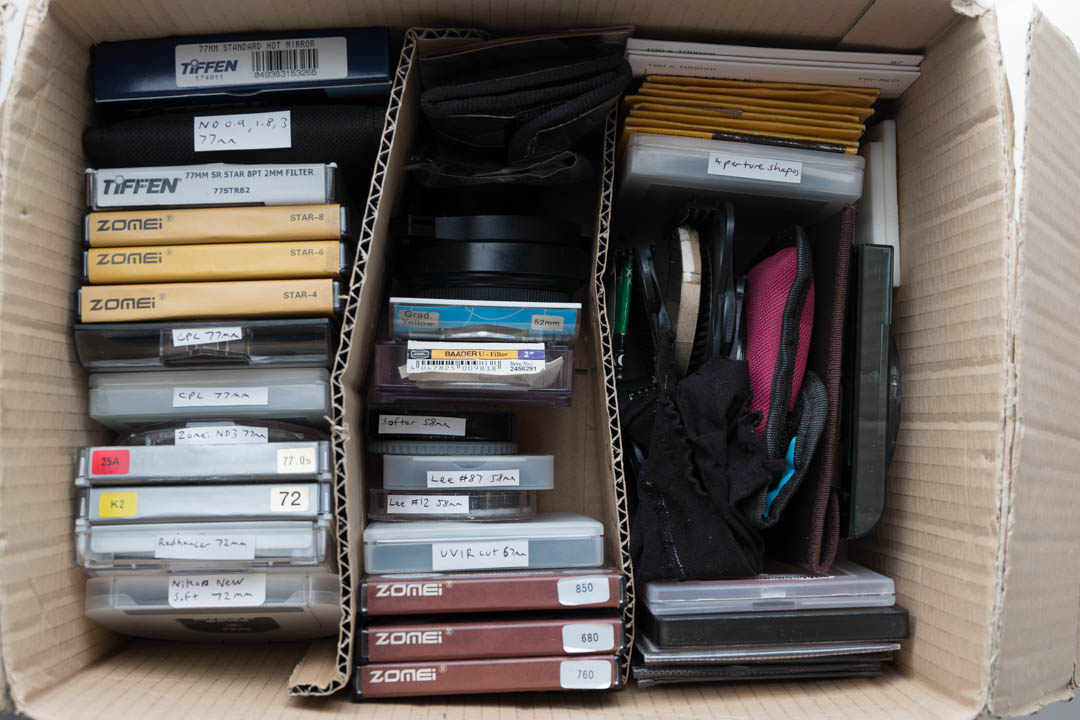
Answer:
312;27;636;693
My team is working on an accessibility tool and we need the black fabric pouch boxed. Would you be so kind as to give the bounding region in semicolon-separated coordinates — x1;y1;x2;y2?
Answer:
418;27;633;161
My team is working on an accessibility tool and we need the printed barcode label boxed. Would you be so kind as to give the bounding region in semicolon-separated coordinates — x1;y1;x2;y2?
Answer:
405;341;546;377
251;48;319;73
175;37;348;89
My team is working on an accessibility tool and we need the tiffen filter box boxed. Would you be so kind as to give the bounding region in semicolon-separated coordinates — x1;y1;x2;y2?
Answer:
92;28;390;107
86;163;341;210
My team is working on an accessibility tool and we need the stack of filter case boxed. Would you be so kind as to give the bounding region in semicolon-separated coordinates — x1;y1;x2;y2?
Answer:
355;408;620;699
73;26;393;643
633;560;909;686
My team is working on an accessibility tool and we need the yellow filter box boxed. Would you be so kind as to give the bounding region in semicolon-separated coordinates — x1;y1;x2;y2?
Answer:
79;278;341;322
84;205;349;247
84;241;347;284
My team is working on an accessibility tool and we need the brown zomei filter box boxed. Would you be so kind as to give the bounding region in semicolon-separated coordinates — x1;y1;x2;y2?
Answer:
1;4;1079;720
360;570;625;615
353;654;622;699
360;616;625;662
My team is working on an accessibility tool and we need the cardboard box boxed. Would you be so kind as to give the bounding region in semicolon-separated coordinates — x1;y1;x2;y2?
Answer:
0;2;1077;719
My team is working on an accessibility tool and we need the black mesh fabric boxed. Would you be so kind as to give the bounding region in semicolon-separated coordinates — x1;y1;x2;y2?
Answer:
83;104;386;171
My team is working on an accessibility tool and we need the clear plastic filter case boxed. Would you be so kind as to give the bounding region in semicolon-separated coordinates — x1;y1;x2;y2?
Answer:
76;440;332;485
389;297;582;344
84;571;341;642
88;368;332;431
362;512;604;574
73;318;337;372
373;341;574;407
382;454;555;491
79;482;332;522
617;133;864;224
642;560;896;616
75;517;333;572
367;488;537;522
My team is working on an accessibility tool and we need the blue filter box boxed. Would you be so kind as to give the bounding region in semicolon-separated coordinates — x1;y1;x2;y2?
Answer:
93;28;390;107
389;297;582;344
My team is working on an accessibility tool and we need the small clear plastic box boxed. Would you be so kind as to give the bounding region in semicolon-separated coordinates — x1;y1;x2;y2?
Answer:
75;441;332;485
372;342;574;407
79;482;332;523
367;488;537;522
75;518;334;572
383;454;554;491
88;368;332;431
84;571;341;642
618;133;865;224
363;512;604;574
389;297;582;344
643;560;896;616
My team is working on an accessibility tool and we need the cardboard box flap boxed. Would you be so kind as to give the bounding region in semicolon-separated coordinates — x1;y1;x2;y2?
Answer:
840;0;974;51
987;9;1080;717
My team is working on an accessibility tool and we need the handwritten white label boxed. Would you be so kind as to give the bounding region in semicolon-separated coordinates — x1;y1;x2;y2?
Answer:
378;414;467;437
194;111;292;152
168;573;266;609
557;576;612;606
431;539;529;571
277;447;316;474
426;469;520;488
707;151;803;184
171;326;243;347
559;659;613;690
270;485;310;512
562;623;616;653
174;425;269;445
172;386;269;407
531;314;565;331
386;494;470;516
154;534;256;560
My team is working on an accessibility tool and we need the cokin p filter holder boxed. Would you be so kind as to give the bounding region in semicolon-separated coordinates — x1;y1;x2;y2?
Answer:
84;571;341;642
395;215;591;303
85;205;351;248
360;569;626;616
76;440;331;486
367;488;537;522
79;482;332;523
75;517;333;572
359;615;624;662
382;454;555;491
353;655;621;699
87;368;332;431
389;297;582;343
373;341;574;407
73;318;337;372
841;243;899;539
363;513;605;574
86;163;342;210
83;241;348;284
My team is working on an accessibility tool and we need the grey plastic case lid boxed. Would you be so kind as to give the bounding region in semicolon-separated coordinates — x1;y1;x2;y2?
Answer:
617;133;864;225
79;482;332;522
643;560;895;616
84;571;341;642
363;512;604;574
88;368;331;431
76;441;332;485
382;454;554;491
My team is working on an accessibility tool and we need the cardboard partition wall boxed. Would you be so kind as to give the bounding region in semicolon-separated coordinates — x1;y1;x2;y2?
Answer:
1;2;1080;719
